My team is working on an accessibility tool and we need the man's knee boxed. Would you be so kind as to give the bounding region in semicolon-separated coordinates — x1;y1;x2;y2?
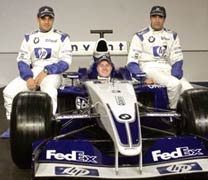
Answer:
167;79;182;92
3;86;12;99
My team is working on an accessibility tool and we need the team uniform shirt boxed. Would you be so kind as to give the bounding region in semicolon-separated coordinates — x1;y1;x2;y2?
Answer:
17;28;72;80
127;26;193;109
127;26;183;73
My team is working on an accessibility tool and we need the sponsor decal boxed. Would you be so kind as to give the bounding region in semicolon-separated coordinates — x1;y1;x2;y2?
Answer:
147;84;165;89
161;36;170;41
133;52;139;59
115;96;126;106
119;114;131;120
45;39;58;43
33;37;40;44
152;146;203;162
153;45;167;57
34;48;51;59
157;162;202;174
46;150;97;163
148;36;155;43
19;50;29;59
112;90;121;93
70;41;128;56
71;42;125;52
75;97;89;110
55;166;99;176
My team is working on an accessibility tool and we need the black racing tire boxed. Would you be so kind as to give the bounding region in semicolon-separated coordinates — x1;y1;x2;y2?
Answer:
10;91;53;169
176;88;208;136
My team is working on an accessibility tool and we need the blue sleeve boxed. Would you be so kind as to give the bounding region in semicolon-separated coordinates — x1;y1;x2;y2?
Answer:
171;60;183;79
127;62;142;75
45;60;69;74
127;62;146;80
18;61;33;80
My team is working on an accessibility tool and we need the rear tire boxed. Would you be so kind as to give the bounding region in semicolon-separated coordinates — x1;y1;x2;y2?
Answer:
10;91;53;169
177;88;208;135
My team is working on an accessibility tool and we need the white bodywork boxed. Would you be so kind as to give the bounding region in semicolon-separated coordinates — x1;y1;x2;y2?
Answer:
33;80;208;179
85;80;142;156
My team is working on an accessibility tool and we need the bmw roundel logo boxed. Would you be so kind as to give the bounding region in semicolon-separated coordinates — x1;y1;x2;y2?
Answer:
33;37;40;44
148;36;155;43
119;114;131;120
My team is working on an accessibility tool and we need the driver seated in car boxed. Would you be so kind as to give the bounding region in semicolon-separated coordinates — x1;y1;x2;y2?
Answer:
95;53;113;80
88;52;115;80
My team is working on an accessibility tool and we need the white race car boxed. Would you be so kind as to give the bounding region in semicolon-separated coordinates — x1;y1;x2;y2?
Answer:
10;30;208;179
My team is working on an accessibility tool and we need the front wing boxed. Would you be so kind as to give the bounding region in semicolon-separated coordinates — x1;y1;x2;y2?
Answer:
33;136;208;179
34;159;208;179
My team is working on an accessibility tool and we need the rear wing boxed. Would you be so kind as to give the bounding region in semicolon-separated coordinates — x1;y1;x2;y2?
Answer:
71;41;129;56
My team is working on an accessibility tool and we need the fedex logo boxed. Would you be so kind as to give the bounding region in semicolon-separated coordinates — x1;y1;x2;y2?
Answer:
46;150;97;163
152;146;203;162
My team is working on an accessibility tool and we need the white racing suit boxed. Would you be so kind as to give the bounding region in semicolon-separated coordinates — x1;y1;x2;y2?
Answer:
127;26;193;109
3;28;72;119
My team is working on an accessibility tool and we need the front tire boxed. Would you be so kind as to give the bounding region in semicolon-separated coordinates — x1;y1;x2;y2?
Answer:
177;88;208;136
10;91;53;169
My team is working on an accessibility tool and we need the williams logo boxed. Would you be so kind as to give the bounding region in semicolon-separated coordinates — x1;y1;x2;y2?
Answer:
157;162;202;174
55;166;99;176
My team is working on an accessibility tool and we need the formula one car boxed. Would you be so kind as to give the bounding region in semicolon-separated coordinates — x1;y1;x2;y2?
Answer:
10;30;208;179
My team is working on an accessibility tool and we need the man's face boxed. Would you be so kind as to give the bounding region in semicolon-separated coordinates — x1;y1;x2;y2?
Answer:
37;16;54;32
97;60;112;78
150;15;165;31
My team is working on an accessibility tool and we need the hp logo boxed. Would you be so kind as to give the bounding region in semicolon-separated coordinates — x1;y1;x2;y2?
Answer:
166;164;192;173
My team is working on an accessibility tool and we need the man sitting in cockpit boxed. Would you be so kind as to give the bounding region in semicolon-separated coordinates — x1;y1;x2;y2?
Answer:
94;53;113;80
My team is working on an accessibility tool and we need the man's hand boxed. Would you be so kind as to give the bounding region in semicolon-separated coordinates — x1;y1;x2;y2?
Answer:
34;71;47;86
26;78;37;90
134;73;155;85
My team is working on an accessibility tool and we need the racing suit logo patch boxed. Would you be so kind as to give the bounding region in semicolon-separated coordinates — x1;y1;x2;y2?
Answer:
148;36;155;43
34;48;51;59
153;46;167;57
33;37;40;44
